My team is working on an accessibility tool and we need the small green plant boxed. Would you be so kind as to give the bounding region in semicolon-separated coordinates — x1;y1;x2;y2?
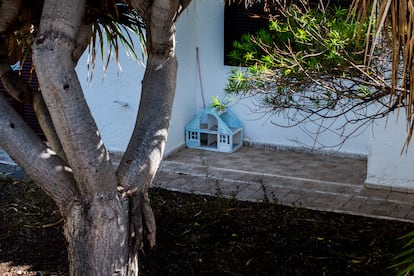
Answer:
257;176;269;203
199;153;209;177
209;96;231;113
213;179;224;198
230;185;241;200
390;230;414;275
270;191;279;204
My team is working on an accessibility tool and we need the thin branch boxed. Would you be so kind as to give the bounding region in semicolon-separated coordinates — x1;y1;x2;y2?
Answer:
33;0;118;198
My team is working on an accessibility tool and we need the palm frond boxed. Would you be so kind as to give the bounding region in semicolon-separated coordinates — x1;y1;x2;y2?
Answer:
350;0;414;149
86;0;146;81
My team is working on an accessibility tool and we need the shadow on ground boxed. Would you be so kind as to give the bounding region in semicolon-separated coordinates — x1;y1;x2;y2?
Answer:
0;178;413;275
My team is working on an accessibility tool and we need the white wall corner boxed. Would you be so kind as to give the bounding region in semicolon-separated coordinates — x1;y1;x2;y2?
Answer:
366;111;414;192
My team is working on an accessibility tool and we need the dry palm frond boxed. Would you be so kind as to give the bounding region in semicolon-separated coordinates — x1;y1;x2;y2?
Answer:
350;0;414;149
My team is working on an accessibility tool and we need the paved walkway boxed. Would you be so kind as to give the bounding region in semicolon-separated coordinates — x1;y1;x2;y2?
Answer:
154;146;414;223
2;146;414;223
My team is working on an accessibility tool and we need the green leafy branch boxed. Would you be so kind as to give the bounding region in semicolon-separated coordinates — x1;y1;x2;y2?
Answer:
225;2;399;137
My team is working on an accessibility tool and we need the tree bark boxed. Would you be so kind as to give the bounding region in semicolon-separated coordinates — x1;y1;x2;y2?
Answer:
32;1;133;274
0;0;21;33
117;0;181;251
0;92;77;212
1;0;191;274
33;0;117;199
64;195;131;275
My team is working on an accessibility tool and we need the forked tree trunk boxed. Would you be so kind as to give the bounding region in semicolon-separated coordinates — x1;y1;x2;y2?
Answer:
0;0;191;274
30;1;136;274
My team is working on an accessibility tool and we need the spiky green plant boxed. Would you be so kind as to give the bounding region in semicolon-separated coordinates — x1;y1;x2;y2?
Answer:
390;231;414;275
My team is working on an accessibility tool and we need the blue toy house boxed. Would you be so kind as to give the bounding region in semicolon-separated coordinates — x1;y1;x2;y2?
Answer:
185;107;243;153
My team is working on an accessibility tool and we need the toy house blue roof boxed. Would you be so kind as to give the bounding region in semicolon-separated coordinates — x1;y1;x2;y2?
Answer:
186;107;242;133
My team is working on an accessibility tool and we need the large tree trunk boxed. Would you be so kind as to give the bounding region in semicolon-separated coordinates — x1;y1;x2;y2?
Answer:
31;0;134;274
1;0;191;274
117;0;183;255
64;196;131;275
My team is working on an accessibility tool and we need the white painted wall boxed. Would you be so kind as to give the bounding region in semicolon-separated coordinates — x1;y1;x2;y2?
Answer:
77;3;199;155
2;0;414;189
76;51;143;153
366;112;414;191
77;0;370;156
189;0;369;155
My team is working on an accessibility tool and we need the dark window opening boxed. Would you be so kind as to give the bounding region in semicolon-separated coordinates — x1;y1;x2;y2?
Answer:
224;2;272;65
224;0;353;65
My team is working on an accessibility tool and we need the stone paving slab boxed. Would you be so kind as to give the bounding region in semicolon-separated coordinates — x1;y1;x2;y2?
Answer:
165;147;367;184
389;203;414;220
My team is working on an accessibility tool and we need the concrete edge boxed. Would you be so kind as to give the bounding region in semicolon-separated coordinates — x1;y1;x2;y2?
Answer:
365;178;414;194
243;140;368;160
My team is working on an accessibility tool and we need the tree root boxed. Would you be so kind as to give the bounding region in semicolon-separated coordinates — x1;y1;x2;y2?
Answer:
129;191;156;252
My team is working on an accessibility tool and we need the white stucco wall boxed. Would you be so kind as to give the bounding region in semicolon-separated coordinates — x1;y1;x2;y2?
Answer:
76;0;369;157
2;1;414;189
76;3;198;155
76;51;143;153
189;0;369;155
366;112;414;191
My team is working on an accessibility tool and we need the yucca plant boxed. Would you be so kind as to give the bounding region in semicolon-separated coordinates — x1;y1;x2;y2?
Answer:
390;231;414;275
86;1;146;77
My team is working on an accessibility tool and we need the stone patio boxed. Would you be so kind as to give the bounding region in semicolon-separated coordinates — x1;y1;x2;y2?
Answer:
154;146;414;223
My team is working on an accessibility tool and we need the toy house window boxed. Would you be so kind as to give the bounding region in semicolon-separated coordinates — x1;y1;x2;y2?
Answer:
220;134;229;145
200;113;218;131
189;131;198;140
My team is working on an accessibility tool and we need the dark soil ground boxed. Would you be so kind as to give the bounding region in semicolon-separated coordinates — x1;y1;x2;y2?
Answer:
1;178;413;275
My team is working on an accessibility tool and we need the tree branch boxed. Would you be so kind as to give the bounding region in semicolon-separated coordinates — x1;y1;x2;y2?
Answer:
117;55;177;192
73;23;92;63
116;0;185;253
127;0;151;20
33;0;117;199
0;35;67;160
0;92;78;214
118;0;183;190
148;0;179;56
